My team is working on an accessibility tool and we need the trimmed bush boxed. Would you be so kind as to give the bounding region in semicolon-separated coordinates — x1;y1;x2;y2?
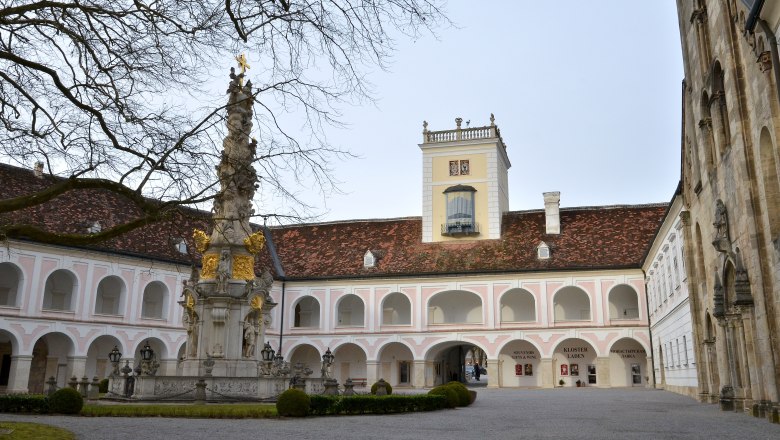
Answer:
276;389;310;417
98;378;109;394
370;380;392;395
310;394;447;415
428;385;459;408
0;394;49;413
48;388;83;414
309;395;340;416
446;381;471;407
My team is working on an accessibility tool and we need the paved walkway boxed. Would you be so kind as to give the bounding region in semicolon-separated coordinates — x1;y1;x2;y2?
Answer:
2;388;779;439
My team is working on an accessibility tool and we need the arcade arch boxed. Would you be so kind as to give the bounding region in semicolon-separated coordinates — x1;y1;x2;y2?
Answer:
377;342;415;387
553;286;591;321
499;288;536;323
608;284;640;320
95;276;126;316
85;335;123;379
287;343;322;373
381;292;411;326
425;340;488;387
332;343;367;385
336;294;365;327
607;338;648;387
498;340;542;387
42;269;77;311
428;290;482;324
293;296;320;328
552;338;597;387
141;281;169;320
0;330;19;391
29;332;75;392
0;263;22;307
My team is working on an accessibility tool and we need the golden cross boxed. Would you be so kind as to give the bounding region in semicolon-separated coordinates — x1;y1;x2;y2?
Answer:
235;53;250;85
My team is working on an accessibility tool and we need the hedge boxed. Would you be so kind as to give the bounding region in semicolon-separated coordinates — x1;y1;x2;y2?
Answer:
309;394;447;416
0;394;50;414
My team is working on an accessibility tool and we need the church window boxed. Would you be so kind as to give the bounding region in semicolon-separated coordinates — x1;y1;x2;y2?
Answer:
442;185;478;236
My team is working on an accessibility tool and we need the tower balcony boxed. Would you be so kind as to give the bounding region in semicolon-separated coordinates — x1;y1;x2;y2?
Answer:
441;221;480;237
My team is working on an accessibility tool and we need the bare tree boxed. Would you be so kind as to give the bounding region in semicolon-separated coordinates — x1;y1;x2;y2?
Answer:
0;0;447;245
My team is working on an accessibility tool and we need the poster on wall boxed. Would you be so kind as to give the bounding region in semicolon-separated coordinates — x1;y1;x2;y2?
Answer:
524;364;533;376
515;364;523;376
570;363;579;376
560;364;569;376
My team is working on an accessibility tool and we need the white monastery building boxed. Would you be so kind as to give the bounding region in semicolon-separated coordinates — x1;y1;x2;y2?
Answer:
0;118;669;393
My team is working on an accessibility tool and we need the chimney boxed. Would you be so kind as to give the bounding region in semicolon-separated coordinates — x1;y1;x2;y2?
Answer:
33;161;44;178
543;191;561;234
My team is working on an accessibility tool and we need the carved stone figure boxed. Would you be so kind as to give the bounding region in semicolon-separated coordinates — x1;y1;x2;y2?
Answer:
216;249;232;292
712;199;730;252
243;320;257;358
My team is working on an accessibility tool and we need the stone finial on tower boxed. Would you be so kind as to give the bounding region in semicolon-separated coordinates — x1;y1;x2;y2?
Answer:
543;192;561;235
455;117;462;129
490;113;495;126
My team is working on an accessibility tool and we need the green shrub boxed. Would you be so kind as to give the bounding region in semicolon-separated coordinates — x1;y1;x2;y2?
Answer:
428;385;459;408
48;388;83;414
370;380;392;395
276;389;310;417
309;395;340;416
98;378;109;394
446;381;471;407
0;394;49;413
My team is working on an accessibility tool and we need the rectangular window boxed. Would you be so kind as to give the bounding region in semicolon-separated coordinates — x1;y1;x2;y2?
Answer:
683;335;689;365
676;339;681;367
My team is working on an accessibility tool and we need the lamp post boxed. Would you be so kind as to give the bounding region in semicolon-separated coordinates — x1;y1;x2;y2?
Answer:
260;342;274;376
108;346;122;377
139;340;155;375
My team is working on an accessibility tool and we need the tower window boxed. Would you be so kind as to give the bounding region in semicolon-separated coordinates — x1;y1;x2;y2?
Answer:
442;185;478;236
449;159;470;176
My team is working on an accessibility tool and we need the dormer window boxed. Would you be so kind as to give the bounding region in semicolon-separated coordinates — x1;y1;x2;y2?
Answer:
537;241;551;260
87;221;102;234
174;238;188;254
363;250;376;268
441;185;478;236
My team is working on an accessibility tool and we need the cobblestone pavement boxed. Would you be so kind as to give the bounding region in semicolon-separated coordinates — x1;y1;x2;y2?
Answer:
3;388;779;440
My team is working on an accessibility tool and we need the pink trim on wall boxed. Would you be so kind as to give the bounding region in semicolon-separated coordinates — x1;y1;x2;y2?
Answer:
580;331;619;355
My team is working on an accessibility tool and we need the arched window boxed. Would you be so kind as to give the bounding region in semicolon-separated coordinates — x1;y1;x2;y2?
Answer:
553;286;591;321
699;91;716;168
141;281;168;319
94;276;126;316
42;269;76;311
608;285;640;319
0;263;22;307
442;185;477;236
759;127;780;237
293;296;320;328
336;294;365;327
499;289;536;322
428;290;482;324
381;292;411;325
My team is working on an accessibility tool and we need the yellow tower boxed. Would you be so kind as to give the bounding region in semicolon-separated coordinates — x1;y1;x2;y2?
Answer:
419;115;511;243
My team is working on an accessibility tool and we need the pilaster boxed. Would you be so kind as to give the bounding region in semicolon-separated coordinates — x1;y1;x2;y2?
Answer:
6;355;33;393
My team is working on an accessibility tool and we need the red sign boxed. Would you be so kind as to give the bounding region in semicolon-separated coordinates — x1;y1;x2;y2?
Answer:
560;364;569;376
515;364;523;376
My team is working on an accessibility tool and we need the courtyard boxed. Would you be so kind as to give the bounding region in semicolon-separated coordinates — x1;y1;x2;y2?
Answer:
2;388;778;439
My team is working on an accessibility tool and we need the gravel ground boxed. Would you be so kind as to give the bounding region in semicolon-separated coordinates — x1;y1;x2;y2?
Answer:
2;388;779;440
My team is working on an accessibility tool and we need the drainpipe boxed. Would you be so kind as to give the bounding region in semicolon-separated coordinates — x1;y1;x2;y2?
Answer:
643;268;658;388
757;19;780;108
278;281;286;355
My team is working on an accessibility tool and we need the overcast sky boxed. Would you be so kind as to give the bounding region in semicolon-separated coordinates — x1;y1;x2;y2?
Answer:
289;1;684;222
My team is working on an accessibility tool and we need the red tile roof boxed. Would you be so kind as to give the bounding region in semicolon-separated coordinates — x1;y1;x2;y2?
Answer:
1;162;667;279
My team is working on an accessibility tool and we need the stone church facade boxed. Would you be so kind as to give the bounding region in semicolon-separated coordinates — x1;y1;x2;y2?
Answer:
676;0;780;417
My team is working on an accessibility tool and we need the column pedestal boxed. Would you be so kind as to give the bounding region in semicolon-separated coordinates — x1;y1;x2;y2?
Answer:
365;361;380;388
596;357;611;388
540;359;554;388
486;361;499;388
6;355;33;394
67;356;88;382
413;360;426;388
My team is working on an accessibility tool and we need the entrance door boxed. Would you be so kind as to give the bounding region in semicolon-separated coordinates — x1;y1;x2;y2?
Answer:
398;361;411;385
587;364;597;385
631;363;642;386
